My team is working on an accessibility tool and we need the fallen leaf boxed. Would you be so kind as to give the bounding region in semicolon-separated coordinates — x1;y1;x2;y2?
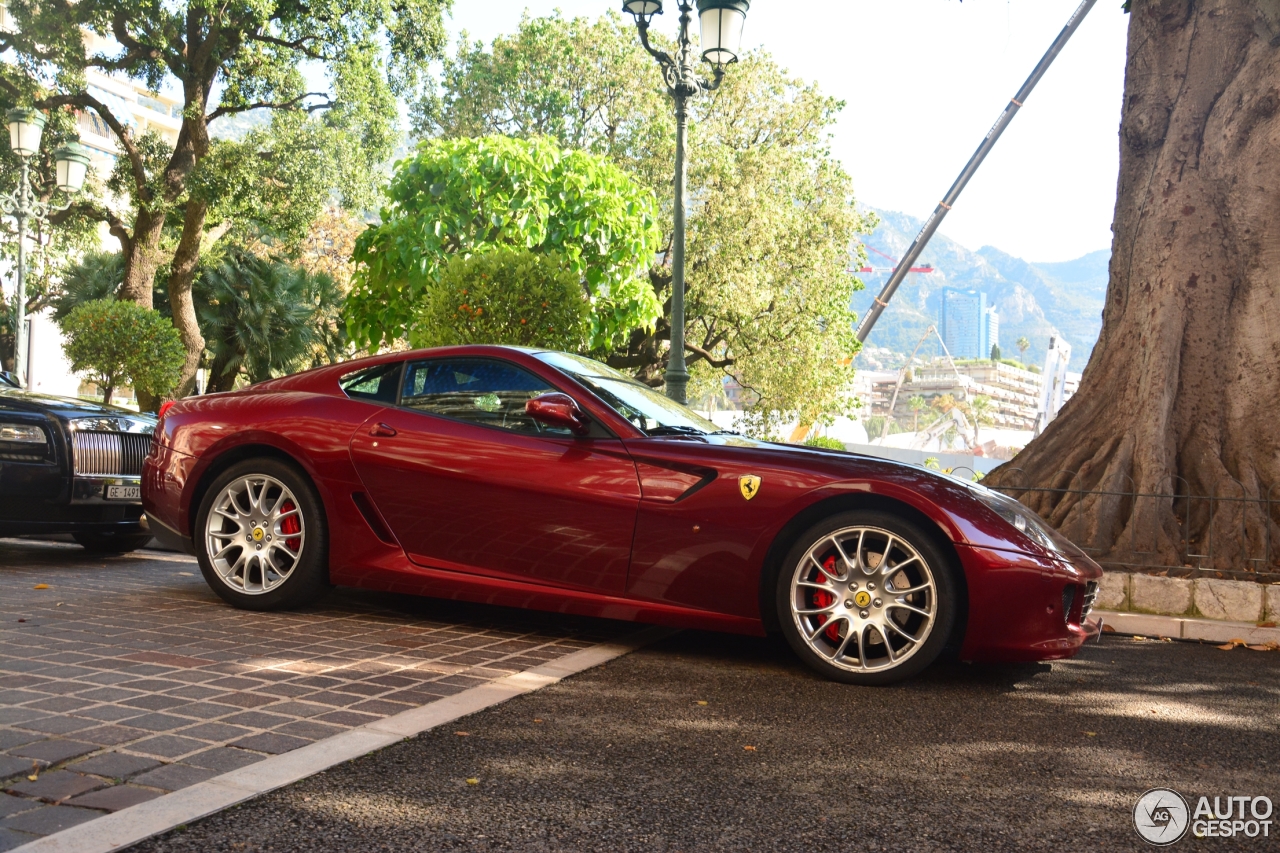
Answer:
33;584;48;590
454;731;470;737
27;774;37;782
743;745;757;751
466;778;480;786
1248;642;1280;651
1258;621;1277;628
17;619;25;623
533;719;543;724
1132;635;1146;641
1084;732;1097;737
1102;624;1116;633
696;701;708;706
1217;643;1237;650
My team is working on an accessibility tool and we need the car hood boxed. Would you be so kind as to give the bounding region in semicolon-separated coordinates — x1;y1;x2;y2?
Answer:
0;388;157;424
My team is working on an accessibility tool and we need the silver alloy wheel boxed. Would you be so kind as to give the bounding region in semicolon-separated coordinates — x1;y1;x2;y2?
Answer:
204;474;305;595
788;525;937;673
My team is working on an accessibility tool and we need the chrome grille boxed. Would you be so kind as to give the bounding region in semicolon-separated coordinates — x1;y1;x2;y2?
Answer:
72;432;151;476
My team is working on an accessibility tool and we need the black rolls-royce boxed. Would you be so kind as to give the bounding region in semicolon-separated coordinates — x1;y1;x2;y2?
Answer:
1;371;156;552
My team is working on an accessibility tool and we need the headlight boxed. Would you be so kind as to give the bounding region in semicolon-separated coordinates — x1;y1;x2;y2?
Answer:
971;487;1060;553
0;422;47;444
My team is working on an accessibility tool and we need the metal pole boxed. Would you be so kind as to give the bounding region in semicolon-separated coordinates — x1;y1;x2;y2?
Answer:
666;92;690;404
13;160;28;388
854;0;1098;343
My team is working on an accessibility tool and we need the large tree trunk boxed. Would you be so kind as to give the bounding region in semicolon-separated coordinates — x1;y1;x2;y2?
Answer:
168;198;209;399
119;210;165;308
985;0;1280;572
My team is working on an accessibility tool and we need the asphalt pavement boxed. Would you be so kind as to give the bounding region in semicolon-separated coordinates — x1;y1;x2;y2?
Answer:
129;629;1280;853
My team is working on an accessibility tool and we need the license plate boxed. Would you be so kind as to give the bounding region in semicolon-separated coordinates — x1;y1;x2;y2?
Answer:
105;485;141;501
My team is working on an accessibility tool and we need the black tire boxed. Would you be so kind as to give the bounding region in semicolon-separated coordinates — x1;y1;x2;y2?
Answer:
73;532;154;554
194;458;331;611
775;510;958;685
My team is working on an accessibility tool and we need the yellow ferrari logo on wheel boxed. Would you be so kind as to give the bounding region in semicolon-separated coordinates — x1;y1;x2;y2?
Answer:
252;527;265;541
739;475;762;501
854;590;872;608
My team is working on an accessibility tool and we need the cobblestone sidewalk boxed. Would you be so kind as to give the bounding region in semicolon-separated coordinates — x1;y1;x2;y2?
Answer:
0;539;628;851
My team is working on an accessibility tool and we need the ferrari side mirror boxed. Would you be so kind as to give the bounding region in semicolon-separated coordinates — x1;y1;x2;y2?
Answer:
526;392;591;436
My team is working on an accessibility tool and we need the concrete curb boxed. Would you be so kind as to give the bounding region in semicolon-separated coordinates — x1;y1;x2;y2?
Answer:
11;625;674;853
1097;610;1280;644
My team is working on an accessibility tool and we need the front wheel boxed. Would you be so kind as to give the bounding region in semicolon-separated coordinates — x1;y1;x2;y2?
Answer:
195;458;331;611
776;510;958;685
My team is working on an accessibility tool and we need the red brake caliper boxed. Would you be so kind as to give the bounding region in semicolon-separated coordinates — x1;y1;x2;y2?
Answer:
279;500;302;552
810;556;843;643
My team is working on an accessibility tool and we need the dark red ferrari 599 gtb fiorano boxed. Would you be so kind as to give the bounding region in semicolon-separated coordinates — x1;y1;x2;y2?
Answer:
143;345;1102;684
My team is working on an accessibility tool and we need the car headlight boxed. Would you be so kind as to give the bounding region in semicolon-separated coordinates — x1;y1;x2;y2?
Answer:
0;422;47;444
971;487;1060;553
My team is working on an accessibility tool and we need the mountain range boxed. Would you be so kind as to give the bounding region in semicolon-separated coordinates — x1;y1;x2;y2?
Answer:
851;208;1110;371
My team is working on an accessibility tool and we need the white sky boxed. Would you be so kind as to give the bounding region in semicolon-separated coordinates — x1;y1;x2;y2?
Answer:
444;1;1130;263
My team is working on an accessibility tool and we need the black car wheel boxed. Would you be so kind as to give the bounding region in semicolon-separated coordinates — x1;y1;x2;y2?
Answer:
73;532;154;554
195;458;331;611
776;510;958;685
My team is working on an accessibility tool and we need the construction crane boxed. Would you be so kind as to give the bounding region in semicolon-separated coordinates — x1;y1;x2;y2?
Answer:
855;246;936;275
854;0;1097;344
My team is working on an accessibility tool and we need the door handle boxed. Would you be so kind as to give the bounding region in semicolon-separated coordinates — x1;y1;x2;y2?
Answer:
369;423;397;437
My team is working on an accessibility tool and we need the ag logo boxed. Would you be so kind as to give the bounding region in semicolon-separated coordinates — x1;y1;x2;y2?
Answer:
1134;788;1190;845
738;475;762;501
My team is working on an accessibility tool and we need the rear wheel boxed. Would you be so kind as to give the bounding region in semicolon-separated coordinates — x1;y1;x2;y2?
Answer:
195;458;330;611
73;532;153;554
776;510;957;685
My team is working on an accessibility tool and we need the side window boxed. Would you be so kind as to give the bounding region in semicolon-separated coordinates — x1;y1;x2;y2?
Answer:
340;362;402;403
401;359;572;435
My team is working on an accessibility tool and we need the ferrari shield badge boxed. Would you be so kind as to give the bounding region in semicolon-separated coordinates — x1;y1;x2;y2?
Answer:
738;475;762;501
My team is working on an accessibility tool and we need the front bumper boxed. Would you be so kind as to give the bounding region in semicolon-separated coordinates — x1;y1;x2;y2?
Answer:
956;543;1105;663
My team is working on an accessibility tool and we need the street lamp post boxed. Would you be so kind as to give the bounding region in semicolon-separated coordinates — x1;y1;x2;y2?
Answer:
623;0;750;404
2;108;90;387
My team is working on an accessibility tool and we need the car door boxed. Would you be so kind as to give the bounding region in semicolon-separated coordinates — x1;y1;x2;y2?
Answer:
348;356;641;593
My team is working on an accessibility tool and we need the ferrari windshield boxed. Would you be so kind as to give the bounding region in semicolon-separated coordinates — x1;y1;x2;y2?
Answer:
536;352;724;436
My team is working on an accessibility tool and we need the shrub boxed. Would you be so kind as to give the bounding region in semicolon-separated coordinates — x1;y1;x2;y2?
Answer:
410;249;590;351
804;435;846;451
60;300;185;404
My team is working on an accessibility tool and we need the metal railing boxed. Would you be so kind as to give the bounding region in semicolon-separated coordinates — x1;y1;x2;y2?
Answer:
942;466;1280;583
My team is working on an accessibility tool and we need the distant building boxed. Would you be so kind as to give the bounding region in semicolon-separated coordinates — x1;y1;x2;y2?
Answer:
985;305;999;353
940;288;992;359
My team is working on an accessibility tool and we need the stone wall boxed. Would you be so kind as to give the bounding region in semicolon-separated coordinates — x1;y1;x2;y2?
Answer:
1096;573;1280;623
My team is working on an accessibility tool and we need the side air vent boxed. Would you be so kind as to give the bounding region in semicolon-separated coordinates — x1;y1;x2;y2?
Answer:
351;492;396;545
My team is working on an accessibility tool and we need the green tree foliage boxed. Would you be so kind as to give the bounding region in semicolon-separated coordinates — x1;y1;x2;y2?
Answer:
347;135;662;353
55;247;345;393
196;248;345;392
412;250;590;351
1;0;452;396
908;395;927;432
50;251;123;322
969;394;995;443
59;299;184;404
990;344;1001;361
803;435;847;451
1016;335;1031;364
419;12;872;436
